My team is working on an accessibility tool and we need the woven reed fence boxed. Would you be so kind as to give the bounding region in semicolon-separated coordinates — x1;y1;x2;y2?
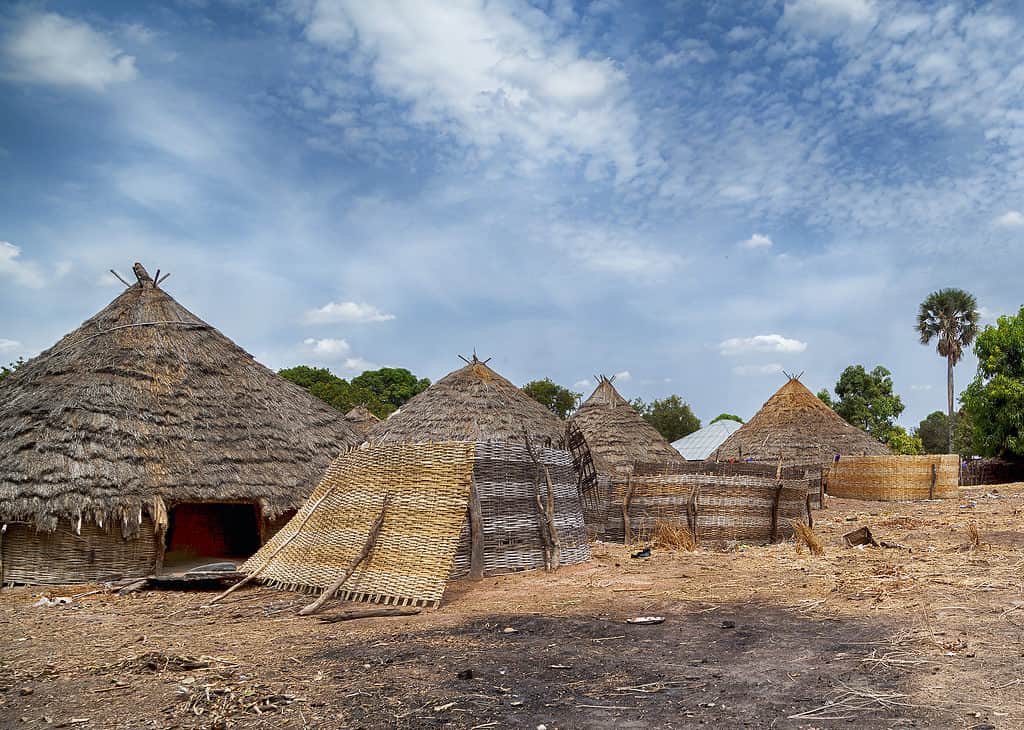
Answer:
634;460;825;509
826;455;959;501
449;443;590;578
1;518;159;585
601;473;813;546
959;458;1024;486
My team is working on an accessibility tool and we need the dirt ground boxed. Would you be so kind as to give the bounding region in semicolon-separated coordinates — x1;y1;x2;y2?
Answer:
2;485;1023;730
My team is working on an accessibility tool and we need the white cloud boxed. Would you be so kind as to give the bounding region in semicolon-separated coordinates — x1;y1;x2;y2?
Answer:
909;384;933;391
0;242;45;288
719;334;808;356
733;363;785;376
725;26;760;44
0;338;21;352
294;0;639;178
342;356;377;371
739;233;773;249
304;301;396;324
547;222;683;277
656;39;716;67
993;211;1024;228
303;337;351;356
782;0;877;37
3;12;138;91
573;378;593;390
613;370;631;382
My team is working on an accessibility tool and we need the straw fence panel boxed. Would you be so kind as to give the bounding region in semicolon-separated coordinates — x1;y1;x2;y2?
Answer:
826;455;959;501
1;518;158;585
244;442;476;608
634;461;824;509
449;443;591;577
603;474;811;545
959;458;1024;486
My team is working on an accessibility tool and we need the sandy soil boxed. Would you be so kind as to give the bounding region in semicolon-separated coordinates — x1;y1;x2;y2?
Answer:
2;485;1023;729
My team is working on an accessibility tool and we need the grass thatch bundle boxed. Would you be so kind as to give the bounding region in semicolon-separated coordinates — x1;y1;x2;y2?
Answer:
368;356;565;446
652;519;697;551
570;377;686;476
344;405;381;438
716;377;890;466
0;263;362;535
789;520;825;555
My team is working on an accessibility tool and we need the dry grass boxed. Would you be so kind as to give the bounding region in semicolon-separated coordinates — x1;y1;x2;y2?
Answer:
652;519;697;551
789;519;825;555
966;522;982;549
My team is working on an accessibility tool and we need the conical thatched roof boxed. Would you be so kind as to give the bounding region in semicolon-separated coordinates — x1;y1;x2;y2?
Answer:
0;263;361;532
344;405;380;437
367;356;565;446
569;377;686;475
715;378;890;465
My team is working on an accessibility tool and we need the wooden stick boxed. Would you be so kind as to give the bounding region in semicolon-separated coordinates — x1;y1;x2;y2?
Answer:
468;484;485;581
319;607;420;623
298;494;392;616
541;462;561;570
622;477;634;544
109;269;131;287
207;486;339;606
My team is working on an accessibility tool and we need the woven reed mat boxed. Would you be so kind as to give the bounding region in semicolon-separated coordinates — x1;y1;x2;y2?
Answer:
827;454;959;501
241;442;475;608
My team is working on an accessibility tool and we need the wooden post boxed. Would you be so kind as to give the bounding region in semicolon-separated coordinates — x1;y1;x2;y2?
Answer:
805;494;814;529
299;494;392;616
769;483;784;543
468;485;484;581
929;463;937;499
542;463;561;570
621;477;634;544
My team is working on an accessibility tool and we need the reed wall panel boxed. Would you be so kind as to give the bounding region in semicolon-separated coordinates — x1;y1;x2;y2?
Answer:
826;455;959;501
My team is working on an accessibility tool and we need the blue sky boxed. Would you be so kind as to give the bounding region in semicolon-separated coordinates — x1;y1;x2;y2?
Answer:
2;0;1023;428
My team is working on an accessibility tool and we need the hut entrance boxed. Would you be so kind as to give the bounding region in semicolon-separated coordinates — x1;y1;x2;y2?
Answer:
163;502;261;570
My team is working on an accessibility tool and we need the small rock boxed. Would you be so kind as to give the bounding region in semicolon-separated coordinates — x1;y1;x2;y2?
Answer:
19;688;33;696
457;669;474;681
721;620;736;629
502;627;518;634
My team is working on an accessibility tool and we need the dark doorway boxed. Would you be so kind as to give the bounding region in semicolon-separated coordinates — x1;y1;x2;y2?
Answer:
163;502;261;570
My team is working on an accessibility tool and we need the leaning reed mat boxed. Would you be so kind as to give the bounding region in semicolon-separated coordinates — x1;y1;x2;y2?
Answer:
826;454;960;501
242;442;476;608
1;518;159;585
604;474;811;545
450;442;591;578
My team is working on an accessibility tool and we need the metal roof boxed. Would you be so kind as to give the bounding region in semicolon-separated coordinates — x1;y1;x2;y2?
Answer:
671;419;743;460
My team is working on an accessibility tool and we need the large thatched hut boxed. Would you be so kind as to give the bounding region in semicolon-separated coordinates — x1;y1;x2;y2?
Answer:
715;377;890;466
569;376;685;476
0;264;361;585
344;405;380;438
364;355;590;578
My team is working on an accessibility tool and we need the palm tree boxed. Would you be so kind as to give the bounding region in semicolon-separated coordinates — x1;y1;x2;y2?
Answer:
916;289;979;452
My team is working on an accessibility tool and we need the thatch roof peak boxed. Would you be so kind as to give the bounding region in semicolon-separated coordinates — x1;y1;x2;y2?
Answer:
368;357;565;446
0;270;361;531
345;405;381;437
715;376;890;464
571;377;685;475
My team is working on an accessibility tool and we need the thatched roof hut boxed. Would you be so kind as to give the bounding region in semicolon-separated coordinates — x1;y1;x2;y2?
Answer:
344;405;381;437
569;376;685;476
368;356;565;446
715;377;890;465
0;263;361;584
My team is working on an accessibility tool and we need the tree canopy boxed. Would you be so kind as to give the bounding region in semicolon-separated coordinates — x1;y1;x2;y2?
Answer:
278;365;429;419
917;411;954;454
819;365;905;442
521;378;581;419
961;307;1024;457
632;395;701;442
710;413;744;425
884;425;923;455
0;358;24;383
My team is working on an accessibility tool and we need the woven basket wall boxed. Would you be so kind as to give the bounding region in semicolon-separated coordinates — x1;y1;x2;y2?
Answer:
603;473;811;546
449;443;591;578
1;518;158;585
633;461;824;510
826;454;959;501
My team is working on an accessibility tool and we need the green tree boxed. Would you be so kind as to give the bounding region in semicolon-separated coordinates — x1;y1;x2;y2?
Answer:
816;389;834;408
961;307;1024;457
278;365;387;417
916;288;980;452
820;365;904;442
710;413;744;425
350;367;430;411
633;395;701;442
0;358;25;383
885;426;923;455
917;411;954;454
522;378;581;419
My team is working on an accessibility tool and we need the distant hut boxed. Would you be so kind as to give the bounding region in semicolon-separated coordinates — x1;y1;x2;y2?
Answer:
672;419;742;461
364;355;590;577
344;405;380;438
715;377;890;466
0;263;361;585
569;376;686;476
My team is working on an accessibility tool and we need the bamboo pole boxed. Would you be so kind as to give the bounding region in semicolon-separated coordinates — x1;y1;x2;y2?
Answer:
298;494;392;616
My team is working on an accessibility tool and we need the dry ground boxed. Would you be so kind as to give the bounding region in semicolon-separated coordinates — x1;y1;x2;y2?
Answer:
2;486;1023;729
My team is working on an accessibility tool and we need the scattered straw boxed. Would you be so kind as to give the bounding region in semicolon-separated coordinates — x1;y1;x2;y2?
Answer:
789;519;824;556
966;523;982;550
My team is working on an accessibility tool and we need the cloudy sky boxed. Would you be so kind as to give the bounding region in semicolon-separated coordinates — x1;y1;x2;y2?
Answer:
2;0;1022;428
